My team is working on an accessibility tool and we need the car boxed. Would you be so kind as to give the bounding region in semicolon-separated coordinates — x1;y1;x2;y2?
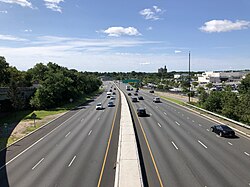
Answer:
138;96;144;100
128;92;132;96
131;88;133;90
114;87;116;90
131;97;138;102
110;89;112;92
134;92;138;96
137;108;147;117
210;125;235;137
96;103;103;110
153;97;161;103
108;101;114;107
113;92;116;95
110;96;115;100
149;90;154;93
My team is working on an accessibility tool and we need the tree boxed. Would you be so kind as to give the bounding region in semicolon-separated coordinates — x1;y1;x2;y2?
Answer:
203;91;223;113
239;73;250;94
206;82;213;90
7;78;25;111
0;56;10;86
221;91;239;120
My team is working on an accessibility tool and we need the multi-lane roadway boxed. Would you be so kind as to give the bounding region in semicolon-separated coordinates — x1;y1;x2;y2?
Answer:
0;83;120;187
121;83;250;187
1;81;249;187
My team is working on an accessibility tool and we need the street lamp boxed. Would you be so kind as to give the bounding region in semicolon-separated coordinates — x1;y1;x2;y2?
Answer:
188;51;191;103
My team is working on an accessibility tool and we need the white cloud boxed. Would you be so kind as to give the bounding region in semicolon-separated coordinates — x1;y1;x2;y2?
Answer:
147;27;153;30
174;50;182;54
200;20;250;33
0;34;28;41
140;62;150;65
44;0;64;12
0;10;8;13
0;0;33;8
24;29;32;32
102;27;141;37
140;5;164;20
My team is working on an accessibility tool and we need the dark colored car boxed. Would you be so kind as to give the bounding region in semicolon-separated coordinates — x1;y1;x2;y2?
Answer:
108;101;114;107
131;97;138;102
114;88;116;90
137;108;147;117
138;96;144;100
128;93;132;96
210;125;235;137
113;92;116;95
149;90;154;93
134;92;138;96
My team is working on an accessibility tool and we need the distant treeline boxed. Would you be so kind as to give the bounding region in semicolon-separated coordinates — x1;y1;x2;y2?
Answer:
0;56;102;111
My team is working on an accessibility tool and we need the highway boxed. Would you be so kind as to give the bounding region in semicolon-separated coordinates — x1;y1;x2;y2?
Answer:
0;82;120;187
121;84;250;187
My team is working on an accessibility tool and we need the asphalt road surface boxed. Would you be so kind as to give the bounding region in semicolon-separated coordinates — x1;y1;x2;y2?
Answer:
0;82;120;187
122;84;250;187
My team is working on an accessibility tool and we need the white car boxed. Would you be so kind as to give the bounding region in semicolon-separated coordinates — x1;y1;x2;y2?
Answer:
96;103;103;110
153;97;161;103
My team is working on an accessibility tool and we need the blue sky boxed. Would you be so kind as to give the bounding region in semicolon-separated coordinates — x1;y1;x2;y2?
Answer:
0;0;250;72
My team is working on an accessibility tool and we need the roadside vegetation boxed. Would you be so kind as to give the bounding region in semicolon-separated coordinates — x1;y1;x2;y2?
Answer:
0;56;102;149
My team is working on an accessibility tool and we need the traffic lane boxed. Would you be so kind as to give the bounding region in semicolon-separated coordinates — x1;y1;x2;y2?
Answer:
133;96;250;186
140;95;250;174
4;98;113;186
140;90;250;155
132;101;249;187
1;90;117;186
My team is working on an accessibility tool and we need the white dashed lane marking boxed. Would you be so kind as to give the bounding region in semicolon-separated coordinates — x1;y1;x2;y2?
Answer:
228;142;233;146
32;158;44;170
68;156;76;167
244;152;250;156
175;121;180;126
171;141;178;150
65;132;71;138
157;123;162;128
88;130;92;136
198;140;207;149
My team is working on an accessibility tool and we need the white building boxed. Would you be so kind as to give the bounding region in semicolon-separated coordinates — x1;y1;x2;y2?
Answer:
197;71;249;84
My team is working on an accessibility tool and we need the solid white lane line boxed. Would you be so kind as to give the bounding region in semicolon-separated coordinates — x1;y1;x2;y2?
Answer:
198;140;207;149
244;152;250;156
0;108;84;170
65;132;71;138
88;130;92;136
157;123;162;128
171;141;178;150
32;158;44;170
175;121;180;126
68;156;76;167
228;142;233;146
206;129;210;131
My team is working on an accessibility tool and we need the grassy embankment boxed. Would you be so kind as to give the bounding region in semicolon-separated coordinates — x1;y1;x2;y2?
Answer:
0;89;103;149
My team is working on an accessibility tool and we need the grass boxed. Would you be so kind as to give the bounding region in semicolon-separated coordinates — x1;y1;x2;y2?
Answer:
0;89;103;149
160;96;185;105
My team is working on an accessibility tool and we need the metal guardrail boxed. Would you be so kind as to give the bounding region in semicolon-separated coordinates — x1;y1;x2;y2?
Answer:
185;103;250;130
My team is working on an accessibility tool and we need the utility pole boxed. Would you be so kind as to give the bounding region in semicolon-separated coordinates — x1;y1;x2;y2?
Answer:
188;51;191;103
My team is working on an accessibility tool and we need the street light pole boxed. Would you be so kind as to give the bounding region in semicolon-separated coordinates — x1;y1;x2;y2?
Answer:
188;51;191;103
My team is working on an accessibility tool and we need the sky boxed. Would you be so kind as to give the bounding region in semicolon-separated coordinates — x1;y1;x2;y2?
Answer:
0;0;250;72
